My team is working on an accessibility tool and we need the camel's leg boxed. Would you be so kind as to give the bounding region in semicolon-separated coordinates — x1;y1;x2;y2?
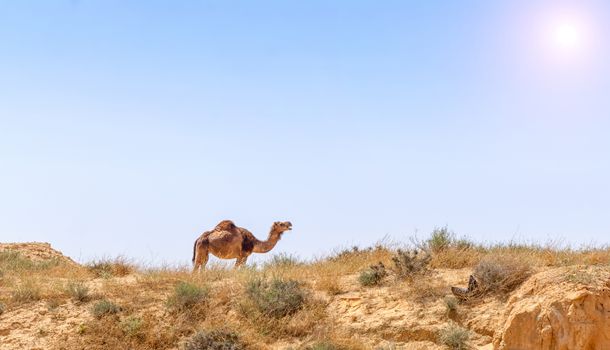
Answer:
234;254;249;269
193;239;209;273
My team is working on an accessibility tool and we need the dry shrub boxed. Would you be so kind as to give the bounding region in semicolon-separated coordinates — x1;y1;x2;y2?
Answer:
304;341;359;350
265;253;302;268
473;255;532;295
430;247;482;269
405;276;447;303
565;269;595;285
324;245;393;275
392;249;431;280
0;302;5;315
66;281;90;302
443;296;458;317
87;257;134;278
302;338;367;350
60;311;188;350
12;282;41;303
316;274;343;295
240;298;326;338
183;329;245;350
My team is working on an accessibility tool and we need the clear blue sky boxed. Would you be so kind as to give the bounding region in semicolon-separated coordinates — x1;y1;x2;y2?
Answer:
1;1;609;265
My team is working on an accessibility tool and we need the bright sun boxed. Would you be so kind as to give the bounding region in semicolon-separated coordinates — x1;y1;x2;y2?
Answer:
552;22;581;50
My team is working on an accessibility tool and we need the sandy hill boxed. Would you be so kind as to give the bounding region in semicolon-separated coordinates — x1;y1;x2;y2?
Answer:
0;238;609;350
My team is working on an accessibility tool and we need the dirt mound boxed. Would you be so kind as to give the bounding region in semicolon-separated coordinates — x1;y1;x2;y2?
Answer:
494;266;610;350
326;268;498;349
0;242;78;266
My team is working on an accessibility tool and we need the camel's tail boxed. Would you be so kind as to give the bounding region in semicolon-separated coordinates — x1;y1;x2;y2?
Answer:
192;238;198;264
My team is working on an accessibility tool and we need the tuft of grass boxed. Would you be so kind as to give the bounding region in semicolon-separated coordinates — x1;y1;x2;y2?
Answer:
246;277;306;318
120;316;144;337
87;257;134;278
566;269;595;285
0;302;5;315
358;262;387;287
305;342;339;350
406;277;447;303
66;282;90;302
473;255;531;296
92;299;121;318
444;296;458;317
12;282;41;303
317;274;343;295
438;323;470;350
183;329;245;350
392;249;431;280
266;253;301;268
166;281;208;312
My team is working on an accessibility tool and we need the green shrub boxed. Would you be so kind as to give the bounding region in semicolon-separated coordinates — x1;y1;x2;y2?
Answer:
427;227;454;253
121;316;143;337
358;263;387;286
246;277;306;318
12;283;41;303
392;249;431;279
439;324;470;350
92;299;121;318
183;329;245;350
166;281;208;312
66;282;90;302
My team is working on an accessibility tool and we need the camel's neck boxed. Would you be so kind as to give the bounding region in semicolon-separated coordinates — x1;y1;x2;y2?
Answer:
252;229;282;253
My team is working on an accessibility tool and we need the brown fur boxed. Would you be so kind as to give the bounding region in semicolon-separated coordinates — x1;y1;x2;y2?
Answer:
192;220;292;272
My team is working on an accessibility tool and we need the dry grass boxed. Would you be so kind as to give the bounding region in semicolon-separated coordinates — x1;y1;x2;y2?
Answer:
66;281;91;302
92;299;122;318
87;257;135;278
403;276;448;303
11;281;42;303
472;254;532;296
183;329;245;350
3;235;610;350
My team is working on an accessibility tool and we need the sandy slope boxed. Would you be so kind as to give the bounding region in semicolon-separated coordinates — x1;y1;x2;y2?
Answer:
1;242;609;350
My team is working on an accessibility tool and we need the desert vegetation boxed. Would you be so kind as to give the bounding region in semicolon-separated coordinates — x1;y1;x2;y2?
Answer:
1;234;609;350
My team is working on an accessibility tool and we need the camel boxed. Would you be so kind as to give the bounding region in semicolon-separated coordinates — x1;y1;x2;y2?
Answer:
192;220;292;272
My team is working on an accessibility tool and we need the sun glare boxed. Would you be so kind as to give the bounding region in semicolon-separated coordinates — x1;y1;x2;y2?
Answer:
544;12;593;57
552;22;581;50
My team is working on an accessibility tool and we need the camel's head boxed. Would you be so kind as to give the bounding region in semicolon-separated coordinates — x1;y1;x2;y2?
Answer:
272;221;292;234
